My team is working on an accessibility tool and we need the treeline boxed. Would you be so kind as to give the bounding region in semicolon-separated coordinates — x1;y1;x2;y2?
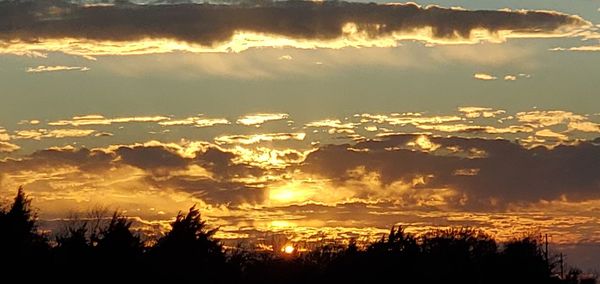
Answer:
0;187;591;283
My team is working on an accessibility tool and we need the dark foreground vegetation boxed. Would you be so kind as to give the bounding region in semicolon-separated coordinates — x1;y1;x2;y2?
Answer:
0;187;596;284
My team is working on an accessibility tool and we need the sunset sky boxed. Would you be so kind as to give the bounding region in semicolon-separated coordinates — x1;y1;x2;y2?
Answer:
1;0;599;271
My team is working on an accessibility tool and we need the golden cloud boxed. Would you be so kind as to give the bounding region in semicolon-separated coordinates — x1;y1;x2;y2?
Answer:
26;65;90;73
458;107;506;118
236;113;289;126
215;133;306;145
0;141;20;153
49;115;170;126
159;116;230;127
14;129;96;140
473;73;497;81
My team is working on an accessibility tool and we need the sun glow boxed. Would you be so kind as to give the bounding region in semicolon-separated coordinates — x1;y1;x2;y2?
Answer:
269;187;310;204
283;245;295;254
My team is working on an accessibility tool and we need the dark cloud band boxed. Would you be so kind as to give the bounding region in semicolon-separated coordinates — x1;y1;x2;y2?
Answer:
303;135;600;208
0;0;588;46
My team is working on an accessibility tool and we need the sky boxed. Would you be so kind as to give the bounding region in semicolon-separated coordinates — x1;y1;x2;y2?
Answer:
0;0;600;271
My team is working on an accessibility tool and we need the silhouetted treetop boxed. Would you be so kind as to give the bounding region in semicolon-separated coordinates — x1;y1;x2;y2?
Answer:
0;186;49;268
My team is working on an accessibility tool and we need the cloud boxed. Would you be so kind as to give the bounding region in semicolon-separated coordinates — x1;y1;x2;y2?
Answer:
236;113;289;126
215;133;306;145
0;128;10;142
473;73;497;80
300;134;600;208
0;1;589;57
474;73;534;81
14;129;96;140
159;116;230;127
551;45;600;51
0;141;269;205
458;107;505;118
569;121;600;133
0;142;20;153
49;114;231;128
415;123;533;134
2;135;600;248
359;113;462;126
305;119;357;130
26;65;90;73
18;119;41;125
535;129;568;140
516;110;587;128
503;73;531;81
49;115;170;126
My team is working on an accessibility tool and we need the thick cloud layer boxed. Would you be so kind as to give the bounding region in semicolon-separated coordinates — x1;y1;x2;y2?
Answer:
1;134;599;209
0;143;268;204
302;134;600;208
1;136;600;251
0;0;587;46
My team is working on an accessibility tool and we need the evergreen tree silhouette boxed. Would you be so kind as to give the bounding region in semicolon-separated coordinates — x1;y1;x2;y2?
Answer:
150;205;227;282
96;212;143;262
0;187;49;272
53;218;93;276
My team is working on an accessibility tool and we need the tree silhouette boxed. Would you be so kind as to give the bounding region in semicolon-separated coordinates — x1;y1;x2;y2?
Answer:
0;187;589;283
420;228;498;284
52;216;94;278
0;187;49;268
96;212;143;261
52;210;143;279
500;235;552;284
150;205;227;282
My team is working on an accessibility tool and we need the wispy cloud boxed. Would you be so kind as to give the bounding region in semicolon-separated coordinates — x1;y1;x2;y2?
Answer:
14;129;96;140
215;133;306;145
159;116;230;127
26;65;90;73
0;141;20;153
551;44;600;52
49;115;169;126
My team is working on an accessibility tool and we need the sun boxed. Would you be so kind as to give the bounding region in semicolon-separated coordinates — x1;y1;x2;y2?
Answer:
283;245;295;254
